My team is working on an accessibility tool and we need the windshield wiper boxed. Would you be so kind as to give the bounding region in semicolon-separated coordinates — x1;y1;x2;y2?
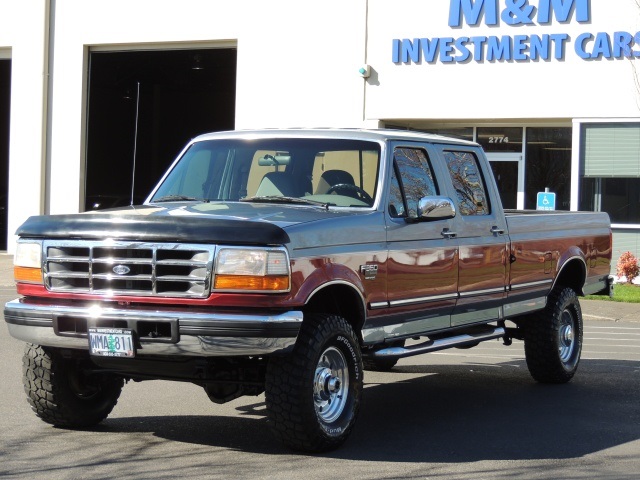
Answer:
152;195;210;203
240;196;331;209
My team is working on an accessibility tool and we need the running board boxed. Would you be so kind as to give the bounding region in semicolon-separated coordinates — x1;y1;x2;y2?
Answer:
371;326;506;360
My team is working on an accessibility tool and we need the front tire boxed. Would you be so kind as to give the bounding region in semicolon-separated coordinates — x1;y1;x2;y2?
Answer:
265;313;363;452
22;344;124;427
523;287;583;383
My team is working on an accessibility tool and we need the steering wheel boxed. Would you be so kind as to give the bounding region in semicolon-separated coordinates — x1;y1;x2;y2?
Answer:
326;183;373;205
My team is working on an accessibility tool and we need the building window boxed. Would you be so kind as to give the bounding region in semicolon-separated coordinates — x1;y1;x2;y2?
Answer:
525;127;572;210
477;127;523;153
580;123;640;225
424;127;474;142
581;178;640;224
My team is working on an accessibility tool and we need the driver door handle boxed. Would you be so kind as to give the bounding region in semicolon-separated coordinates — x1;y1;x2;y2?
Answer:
441;228;457;239
491;226;505;235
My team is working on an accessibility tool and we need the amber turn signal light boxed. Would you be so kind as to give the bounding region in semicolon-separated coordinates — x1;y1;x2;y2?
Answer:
214;274;289;292
14;266;43;284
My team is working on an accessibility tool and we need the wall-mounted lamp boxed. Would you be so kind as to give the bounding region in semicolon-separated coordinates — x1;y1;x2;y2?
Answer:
358;64;371;78
192;54;204;71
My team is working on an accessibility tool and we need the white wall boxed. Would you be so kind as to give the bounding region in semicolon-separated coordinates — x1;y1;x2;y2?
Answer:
0;0;48;252
366;0;640;122
5;0;640;251
46;0;368;216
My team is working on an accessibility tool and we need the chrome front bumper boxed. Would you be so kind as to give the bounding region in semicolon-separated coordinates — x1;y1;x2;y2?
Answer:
4;298;303;357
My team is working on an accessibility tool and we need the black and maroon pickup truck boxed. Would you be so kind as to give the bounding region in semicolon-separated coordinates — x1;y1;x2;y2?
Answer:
4;129;612;452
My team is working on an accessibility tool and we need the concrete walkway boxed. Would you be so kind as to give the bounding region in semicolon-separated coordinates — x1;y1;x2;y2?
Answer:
0;252;637;322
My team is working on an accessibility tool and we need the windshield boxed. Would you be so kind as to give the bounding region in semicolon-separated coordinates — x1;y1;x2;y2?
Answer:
149;138;381;208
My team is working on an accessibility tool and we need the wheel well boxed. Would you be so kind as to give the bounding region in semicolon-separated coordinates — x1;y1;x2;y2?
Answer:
303;284;366;338
555;258;586;295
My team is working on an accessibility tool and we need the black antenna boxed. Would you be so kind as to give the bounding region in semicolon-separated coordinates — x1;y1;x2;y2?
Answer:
130;81;140;206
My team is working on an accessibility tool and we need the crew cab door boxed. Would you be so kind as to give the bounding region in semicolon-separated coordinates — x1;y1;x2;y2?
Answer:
382;144;458;338
435;146;508;327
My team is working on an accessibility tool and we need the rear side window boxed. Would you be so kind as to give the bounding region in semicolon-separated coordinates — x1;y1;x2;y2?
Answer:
443;151;490;216
389;147;438;218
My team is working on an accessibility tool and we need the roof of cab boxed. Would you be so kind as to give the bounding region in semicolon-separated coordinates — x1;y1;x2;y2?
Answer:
190;128;478;147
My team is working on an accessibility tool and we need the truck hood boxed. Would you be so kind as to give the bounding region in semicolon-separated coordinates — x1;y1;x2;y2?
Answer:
15;202;363;245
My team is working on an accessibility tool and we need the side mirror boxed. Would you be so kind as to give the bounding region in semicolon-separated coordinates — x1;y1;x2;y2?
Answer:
416;196;456;221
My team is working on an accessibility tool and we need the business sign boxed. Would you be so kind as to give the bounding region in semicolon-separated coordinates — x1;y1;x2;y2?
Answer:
536;191;556;210
392;0;640;64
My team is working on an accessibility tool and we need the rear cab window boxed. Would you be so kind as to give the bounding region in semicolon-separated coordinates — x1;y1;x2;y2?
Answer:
442;150;490;216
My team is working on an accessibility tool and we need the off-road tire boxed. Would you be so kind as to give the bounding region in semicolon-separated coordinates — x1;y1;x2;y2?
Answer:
22;343;124;427
265;313;363;452
523;287;583;383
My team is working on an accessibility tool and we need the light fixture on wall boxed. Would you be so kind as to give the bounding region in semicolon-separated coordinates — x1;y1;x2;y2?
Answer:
191;54;204;71
358;64;371;78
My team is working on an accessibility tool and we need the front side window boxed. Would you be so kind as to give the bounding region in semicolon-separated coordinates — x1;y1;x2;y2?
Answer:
443;151;490;216
389;147;438;218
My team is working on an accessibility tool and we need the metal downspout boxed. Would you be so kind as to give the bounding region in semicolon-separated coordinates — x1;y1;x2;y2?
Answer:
43;0;55;215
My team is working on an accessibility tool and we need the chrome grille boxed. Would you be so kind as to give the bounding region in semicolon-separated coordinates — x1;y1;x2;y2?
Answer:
43;241;215;298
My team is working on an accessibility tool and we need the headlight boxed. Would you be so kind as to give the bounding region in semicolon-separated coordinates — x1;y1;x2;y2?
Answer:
214;248;290;292
14;241;44;284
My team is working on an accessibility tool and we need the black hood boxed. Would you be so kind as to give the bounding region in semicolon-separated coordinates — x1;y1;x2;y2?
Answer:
16;202;366;246
16;203;294;245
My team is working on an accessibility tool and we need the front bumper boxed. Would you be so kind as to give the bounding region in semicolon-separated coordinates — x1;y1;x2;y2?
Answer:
4;298;303;357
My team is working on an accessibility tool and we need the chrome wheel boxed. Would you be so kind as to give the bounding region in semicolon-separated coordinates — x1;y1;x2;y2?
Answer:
558;310;576;364
314;346;349;423
524;287;583;384
265;313;363;452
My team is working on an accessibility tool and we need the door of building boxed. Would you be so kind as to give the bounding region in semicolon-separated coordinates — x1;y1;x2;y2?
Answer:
0;59;10;250
487;153;523;210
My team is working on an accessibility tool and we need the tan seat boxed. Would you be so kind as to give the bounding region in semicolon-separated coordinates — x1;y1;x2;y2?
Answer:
315;170;355;194
256;172;297;197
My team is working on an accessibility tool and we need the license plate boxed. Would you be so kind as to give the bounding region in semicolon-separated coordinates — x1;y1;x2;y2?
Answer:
88;327;135;358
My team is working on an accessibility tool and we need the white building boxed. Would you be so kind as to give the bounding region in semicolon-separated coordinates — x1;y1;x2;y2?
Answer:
0;0;638;263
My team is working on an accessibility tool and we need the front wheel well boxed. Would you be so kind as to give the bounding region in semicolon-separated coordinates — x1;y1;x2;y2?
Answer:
303;284;366;337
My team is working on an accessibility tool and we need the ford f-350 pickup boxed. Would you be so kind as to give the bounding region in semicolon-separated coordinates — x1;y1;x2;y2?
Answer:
4;129;612;452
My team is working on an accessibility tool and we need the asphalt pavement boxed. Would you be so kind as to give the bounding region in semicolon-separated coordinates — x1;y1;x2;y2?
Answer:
1;252;639;479
0;252;637;322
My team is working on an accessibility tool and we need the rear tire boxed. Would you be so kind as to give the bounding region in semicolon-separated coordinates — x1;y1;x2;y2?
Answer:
523;287;583;383
22;344;124;427
265;313;363;452
363;340;405;371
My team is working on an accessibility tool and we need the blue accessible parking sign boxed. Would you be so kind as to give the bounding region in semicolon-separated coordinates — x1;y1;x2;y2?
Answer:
536;191;556;211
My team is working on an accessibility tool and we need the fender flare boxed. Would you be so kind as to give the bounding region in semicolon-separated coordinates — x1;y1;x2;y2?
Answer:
552;248;587;295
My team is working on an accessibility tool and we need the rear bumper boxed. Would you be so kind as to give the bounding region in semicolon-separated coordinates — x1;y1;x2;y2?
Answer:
4;298;302;357
583;275;615;298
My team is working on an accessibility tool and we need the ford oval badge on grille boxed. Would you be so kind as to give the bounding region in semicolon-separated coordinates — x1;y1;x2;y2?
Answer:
113;265;131;275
